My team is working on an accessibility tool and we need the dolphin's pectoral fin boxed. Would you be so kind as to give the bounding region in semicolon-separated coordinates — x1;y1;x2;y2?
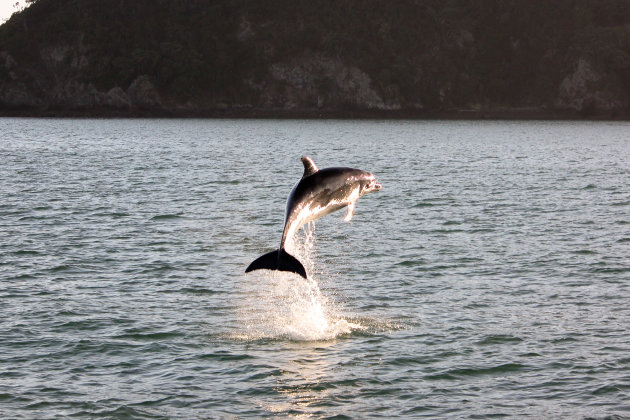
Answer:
344;203;355;222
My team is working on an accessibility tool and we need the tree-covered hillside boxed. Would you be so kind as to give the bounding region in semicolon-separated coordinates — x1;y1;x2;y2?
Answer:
2;0;630;117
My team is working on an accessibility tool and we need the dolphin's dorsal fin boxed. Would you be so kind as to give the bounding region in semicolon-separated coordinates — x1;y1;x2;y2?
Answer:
301;156;319;178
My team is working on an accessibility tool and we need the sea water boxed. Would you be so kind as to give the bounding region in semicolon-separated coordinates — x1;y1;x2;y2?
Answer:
1;118;629;418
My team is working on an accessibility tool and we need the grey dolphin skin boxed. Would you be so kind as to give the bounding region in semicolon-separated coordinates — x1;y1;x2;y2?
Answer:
245;156;381;279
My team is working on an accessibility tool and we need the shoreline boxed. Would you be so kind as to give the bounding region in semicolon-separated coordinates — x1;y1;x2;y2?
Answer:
1;106;629;120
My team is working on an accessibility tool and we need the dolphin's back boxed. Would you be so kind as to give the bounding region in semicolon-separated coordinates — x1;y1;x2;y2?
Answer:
280;167;365;244
287;168;363;215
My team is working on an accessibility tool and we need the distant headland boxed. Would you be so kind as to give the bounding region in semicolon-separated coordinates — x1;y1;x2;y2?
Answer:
2;0;630;119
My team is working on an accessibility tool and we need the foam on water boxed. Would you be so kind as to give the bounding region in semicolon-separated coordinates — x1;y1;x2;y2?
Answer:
237;223;364;341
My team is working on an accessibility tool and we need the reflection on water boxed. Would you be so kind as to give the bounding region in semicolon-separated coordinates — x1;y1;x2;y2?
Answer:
257;341;340;417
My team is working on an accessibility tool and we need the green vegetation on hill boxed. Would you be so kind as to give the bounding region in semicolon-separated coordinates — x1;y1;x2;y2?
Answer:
2;0;630;117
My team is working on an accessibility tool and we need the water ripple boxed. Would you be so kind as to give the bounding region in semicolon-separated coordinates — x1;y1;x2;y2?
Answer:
1;119;630;418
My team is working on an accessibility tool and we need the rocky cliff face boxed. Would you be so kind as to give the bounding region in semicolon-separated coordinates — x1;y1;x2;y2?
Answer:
1;44;164;113
0;44;398;115
556;58;627;113
263;54;394;110
2;0;630;117
0;51;41;108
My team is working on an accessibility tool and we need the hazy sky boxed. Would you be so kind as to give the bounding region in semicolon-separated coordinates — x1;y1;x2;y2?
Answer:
0;0;27;24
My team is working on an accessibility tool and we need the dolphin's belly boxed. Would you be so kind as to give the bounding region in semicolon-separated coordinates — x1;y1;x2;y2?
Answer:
303;201;346;223
280;175;364;247
284;185;360;240
306;182;360;220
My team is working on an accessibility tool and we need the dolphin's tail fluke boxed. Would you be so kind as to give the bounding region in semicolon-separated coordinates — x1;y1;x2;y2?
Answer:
245;248;307;279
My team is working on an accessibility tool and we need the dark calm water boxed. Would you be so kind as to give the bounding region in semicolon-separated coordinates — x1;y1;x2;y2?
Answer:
1;118;629;419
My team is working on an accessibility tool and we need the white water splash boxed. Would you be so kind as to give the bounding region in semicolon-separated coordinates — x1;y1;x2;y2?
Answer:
237;223;364;341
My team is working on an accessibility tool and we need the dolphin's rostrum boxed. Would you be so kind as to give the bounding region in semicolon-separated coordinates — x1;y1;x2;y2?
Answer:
245;156;381;278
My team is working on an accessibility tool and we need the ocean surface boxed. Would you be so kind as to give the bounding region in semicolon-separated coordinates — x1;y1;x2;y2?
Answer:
1;118;629;419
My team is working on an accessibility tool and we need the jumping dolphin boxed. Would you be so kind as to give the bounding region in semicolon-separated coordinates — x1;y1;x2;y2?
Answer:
245;156;381;279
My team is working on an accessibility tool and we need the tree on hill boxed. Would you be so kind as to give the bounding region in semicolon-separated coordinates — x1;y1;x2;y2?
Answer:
1;0;629;116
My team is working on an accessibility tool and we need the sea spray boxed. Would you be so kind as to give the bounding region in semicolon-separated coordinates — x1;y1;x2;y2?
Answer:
237;223;363;341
